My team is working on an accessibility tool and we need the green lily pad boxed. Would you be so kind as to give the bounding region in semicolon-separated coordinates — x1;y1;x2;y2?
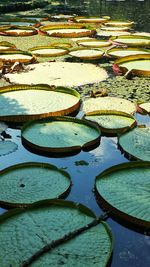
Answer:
77;39;112;48
0;199;112;267
0;140;18;156
107;47;150;59
0;41;16;50
95;161;150;229
0;50;35;64
104;20;134;27
111;35;150;47
69;49;104;60
139;102;150;114
29;46;68;57
0;25;37;36
21;116;101;156
118;126;150;161
0;84;80;122
0;163;71;207
84;110;136;134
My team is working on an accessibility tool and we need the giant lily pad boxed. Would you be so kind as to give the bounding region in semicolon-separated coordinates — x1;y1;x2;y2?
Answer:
83;96;136;115
21;116;101;156
111;35;150;47
69;49;104;60
101;26;130;31
39;23;96;38
73;16;110;23
5;62;108;87
84;110;136;134
0;50;35;64
96;30;131;37
104;20;134;27
0;26;37;36
0;84;80;122
29;46;68;57
118;126;150;161
77;39;112;48
0;199;112;267
107;47;150;59
0;140;18;156
139;102;150;114
0;41;16;50
95;161;150;229
113;54;150;77
0;162;71;207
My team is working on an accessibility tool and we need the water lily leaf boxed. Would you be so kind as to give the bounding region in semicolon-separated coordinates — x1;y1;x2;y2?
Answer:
0;84;80;122
101;26;130;31
0;41;16;50
77;39;112;48
118;126;150;161
113;54;150;78
69;48;104;60
0;50;35;64
107;47;150;59
96;30;131;37
0;162;71;207
84;110;136;135
21;116;101;156
4;62;108;87
29;46;68;57
0;140;18;156
0;25;37;36
73;16;109;23
139;102;150;114
0;199;113;267
83;96;136;115
95;161;150;229
104;20;134;27
110;35;150;47
39;23;96;38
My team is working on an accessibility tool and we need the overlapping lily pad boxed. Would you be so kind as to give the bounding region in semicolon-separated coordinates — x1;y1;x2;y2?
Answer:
84;110;136;134
29;46;69;57
0;162;71;207
0;199;112;267
0;26;37;36
95;161;150;229
83;96;136;115
0;84;80;122
113;54;150;77
21;116;101;156
0;50;35;64
118;126;150;161
111;35;150;47
69;48;104;60
107;47;150;59
39;23;96;38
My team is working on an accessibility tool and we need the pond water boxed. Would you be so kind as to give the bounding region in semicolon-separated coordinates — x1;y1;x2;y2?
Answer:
0;1;150;267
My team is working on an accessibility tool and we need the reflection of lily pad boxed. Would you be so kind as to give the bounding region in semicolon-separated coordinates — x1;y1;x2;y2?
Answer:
84;110;136;134
0;140;18;156
118;126;150;161
83;96;136;115
0;84;80;122
95;161;150;229
0;199;112;267
21;116;101;156
0;162;71;207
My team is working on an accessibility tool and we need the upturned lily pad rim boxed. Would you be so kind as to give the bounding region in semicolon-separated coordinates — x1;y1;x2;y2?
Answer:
49;42;73;49
0;84;80;122
21;116;101;157
69;48;104;60
0;162;72;208
104;20;134;27
110;35;150;47
118;126;150;161
39;23;96;38
28;46;69;57
0;25;37;36
0;41;16;50
138;103;150;115
76;39;112;47
95;161;150;229
0;49;36;64
106;47;150;59
84;110;137;134
114;54;150;77
0;198;113;261
73;16;110;23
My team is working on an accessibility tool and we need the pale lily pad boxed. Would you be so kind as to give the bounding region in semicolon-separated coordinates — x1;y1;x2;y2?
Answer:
77;40;112;48
111;35;150;47
118;126;150;161
0;26;37;36
107;47;150;59
95;161;150;229
73;16;109;23
83;96;136;115
84;110;136;134
0;50;35;64
104;20;134;27
21;116;101;156
139;102;150;114
0;162;71;207
0;199;112;267
5;62;108;87
96;30;131;37
69;49;104;60
29;46;68;57
0;84;80;122
0;140;18;156
101;26;130;31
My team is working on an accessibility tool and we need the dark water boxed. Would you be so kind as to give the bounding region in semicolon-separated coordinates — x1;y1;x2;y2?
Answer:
0;1;150;266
